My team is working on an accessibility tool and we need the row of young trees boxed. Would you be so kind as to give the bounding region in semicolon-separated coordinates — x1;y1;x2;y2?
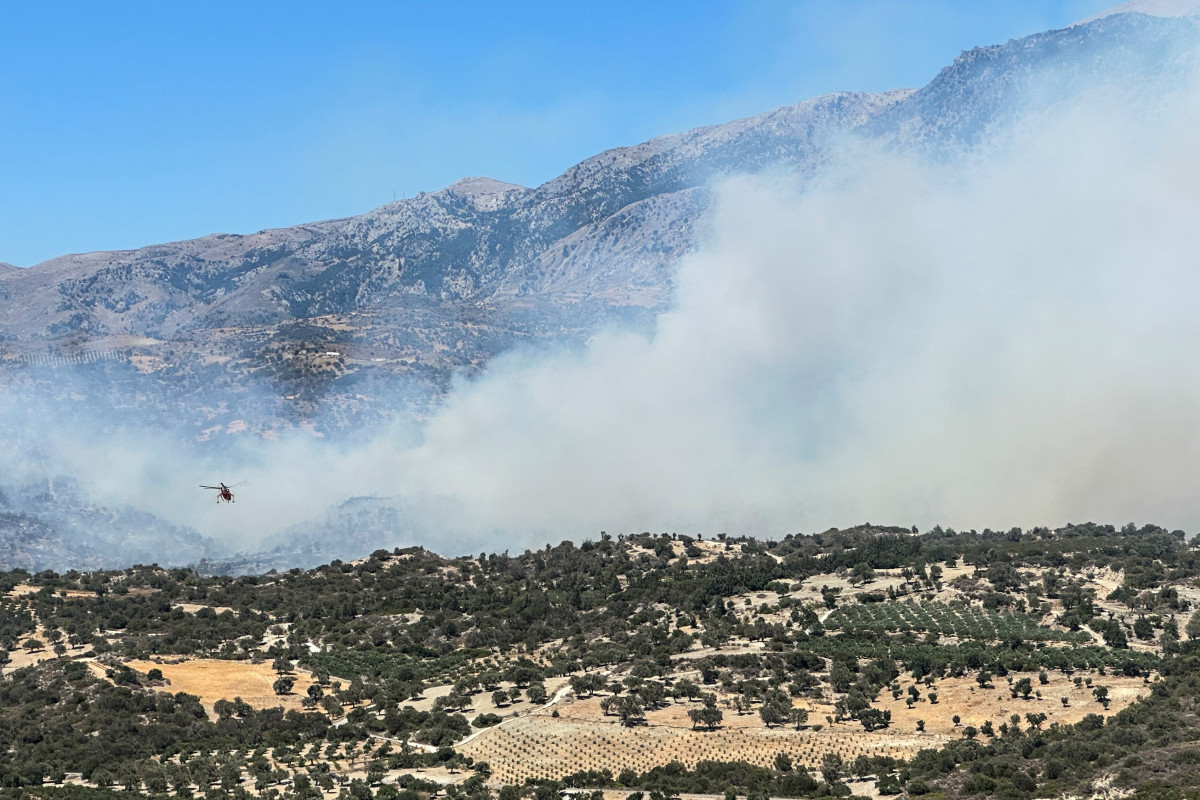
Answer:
825;599;1089;644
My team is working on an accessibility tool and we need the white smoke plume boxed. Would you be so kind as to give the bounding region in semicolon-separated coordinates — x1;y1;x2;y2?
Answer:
379;77;1200;545
8;50;1200;561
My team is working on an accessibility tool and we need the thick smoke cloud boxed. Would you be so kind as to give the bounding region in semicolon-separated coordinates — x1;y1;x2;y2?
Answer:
385;77;1200;545
7;55;1200;562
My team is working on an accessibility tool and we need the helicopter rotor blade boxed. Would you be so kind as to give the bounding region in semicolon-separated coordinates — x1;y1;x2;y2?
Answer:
200;485;221;490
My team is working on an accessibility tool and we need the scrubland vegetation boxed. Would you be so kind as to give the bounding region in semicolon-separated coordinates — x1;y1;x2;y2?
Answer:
2;522;1200;800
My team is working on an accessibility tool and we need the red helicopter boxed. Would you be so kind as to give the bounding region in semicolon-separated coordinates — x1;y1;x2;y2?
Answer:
200;482;246;503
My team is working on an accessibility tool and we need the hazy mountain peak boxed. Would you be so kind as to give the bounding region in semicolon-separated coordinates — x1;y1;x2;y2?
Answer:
1078;0;1200;24
444;176;526;195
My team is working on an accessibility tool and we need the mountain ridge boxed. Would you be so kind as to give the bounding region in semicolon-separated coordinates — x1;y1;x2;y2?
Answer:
5;14;1197;345
0;89;909;343
1078;0;1200;24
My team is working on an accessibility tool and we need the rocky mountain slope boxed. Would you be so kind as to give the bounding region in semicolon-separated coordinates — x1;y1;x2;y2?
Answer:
3;14;1196;440
0;91;916;441
0;90;905;348
872;11;1200;146
1080;0;1200;24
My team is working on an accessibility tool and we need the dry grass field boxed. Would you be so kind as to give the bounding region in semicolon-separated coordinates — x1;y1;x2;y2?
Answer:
2;632;57;674
876;672;1147;734
121;658;317;714
10;583;97;599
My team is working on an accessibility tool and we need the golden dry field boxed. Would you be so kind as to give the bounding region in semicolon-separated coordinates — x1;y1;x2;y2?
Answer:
2;630;57;673
10;583;98;599
875;671;1147;734
121;658;317;714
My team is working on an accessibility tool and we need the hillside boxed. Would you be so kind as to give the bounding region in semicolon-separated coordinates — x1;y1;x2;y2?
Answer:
0;478;219;573
2;523;1199;800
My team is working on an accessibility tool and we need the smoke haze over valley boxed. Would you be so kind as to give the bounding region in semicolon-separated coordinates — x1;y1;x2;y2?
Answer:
4;6;1200;571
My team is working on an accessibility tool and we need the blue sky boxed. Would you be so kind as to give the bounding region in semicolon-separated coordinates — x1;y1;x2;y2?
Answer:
0;0;1115;267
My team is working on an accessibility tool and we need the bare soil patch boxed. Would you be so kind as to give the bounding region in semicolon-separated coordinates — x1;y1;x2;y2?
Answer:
173;602;236;615
404;676;570;718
